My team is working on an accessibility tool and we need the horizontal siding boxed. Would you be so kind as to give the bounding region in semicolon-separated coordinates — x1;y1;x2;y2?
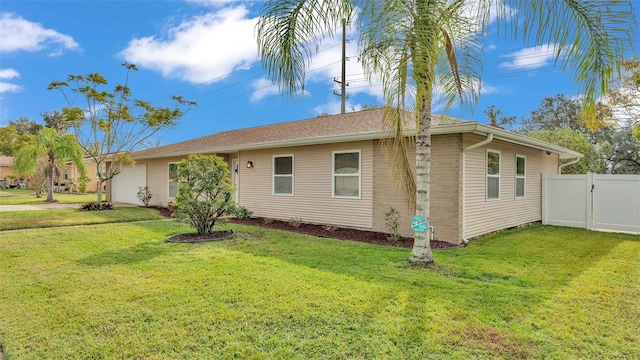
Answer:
464;133;548;239
238;141;373;230
371;140;415;237
372;135;463;243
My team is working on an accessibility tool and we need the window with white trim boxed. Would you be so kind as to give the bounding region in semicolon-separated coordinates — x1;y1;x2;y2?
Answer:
515;155;525;198
486;150;500;200
333;150;360;198
168;163;178;198
273;155;293;195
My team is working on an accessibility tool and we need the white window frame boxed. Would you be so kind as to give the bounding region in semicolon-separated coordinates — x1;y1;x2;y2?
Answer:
332;150;361;199
168;162;178;199
272;154;294;196
486;149;501;201
515;155;526;199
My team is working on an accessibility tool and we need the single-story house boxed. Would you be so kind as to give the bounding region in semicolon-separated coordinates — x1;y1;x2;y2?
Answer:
0;155;102;192
108;109;582;244
1;155;19;188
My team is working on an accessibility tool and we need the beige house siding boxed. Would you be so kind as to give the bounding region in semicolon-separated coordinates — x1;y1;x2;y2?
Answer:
463;133;548;239
237;141;374;230
371;140;415;237
372;134;463;243
429;134;463;243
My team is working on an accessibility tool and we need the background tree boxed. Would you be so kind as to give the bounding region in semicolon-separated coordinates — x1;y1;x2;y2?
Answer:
257;0;636;264
13;127;86;202
598;129;640;174
484;105;515;130
604;58;640;140
527;129;604;174
8;117;42;135
0;126;35;156
48;63;196;204
173;154;235;235
520;94;585;133
42;111;70;135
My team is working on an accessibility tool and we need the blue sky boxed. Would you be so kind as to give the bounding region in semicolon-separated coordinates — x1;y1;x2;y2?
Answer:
0;0;638;145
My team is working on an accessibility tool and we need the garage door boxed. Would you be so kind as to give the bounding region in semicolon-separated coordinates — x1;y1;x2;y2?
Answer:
111;164;147;205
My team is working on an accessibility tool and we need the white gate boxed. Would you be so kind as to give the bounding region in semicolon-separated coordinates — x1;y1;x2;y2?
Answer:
542;173;640;234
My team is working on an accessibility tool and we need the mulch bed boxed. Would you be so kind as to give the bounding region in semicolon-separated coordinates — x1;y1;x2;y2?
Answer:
151;207;459;249
229;217;460;250
166;230;234;243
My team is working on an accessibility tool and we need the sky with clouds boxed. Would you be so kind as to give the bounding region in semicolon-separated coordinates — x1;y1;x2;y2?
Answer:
0;1;637;145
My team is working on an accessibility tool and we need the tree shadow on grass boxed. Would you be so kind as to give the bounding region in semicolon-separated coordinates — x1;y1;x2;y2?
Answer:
77;241;183;267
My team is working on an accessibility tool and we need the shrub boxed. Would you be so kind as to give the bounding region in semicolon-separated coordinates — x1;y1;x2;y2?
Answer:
384;207;401;241
263;218;274;224
137;186;153;207
173;154;235;235
232;205;253;220
80;202;113;211
322;224;338;232
288;217;303;228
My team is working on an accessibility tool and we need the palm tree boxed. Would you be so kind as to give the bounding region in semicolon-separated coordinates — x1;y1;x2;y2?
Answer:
14;127;86;202
257;0;636;264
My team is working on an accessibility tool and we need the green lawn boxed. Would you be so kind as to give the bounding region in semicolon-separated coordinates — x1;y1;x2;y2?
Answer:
0;220;638;359
0;207;165;231
0;188;105;205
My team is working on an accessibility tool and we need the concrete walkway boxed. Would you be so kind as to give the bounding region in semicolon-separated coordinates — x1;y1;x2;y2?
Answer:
0;203;81;212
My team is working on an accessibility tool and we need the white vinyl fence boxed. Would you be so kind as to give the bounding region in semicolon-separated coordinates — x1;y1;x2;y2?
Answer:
542;173;640;234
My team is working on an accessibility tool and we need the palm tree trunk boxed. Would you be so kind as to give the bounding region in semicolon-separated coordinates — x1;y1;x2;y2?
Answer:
47;155;55;202
410;98;435;264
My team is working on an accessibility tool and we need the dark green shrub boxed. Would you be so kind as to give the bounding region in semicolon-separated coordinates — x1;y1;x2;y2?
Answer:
80;202;113;211
173;154;235;235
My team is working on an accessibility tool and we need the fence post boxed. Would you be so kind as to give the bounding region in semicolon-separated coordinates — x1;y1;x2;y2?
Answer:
542;173;548;225
586;172;593;230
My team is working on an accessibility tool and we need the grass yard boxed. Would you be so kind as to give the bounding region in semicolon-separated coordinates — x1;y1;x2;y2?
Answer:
0;207;165;231
0;188;105;205
0;221;638;359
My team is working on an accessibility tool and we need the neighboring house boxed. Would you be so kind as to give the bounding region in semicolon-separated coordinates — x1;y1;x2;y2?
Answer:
63;159;102;193
108;109;582;244
1;155;19;188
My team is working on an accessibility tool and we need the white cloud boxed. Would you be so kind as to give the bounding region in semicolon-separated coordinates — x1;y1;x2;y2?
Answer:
250;78;281;102
0;12;79;55
499;44;560;70
120;6;259;84
312;99;363;116
0;68;19;79
185;0;239;7
0;82;22;93
0;68;21;94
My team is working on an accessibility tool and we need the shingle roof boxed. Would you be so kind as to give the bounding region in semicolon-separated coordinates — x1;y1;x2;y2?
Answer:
132;109;469;159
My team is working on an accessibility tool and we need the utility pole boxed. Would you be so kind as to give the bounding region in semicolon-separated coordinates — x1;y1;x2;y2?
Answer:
333;18;348;114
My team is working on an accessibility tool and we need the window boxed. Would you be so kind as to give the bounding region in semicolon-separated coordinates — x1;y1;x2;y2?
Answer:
273;155;293;195
168;163;178;198
333;150;360;198
486;150;500;200
96;165;107;179
516;155;525;198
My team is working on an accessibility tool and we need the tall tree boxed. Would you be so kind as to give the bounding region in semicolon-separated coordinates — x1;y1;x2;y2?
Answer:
527;129;604;174
603;58;640;140
0;126;35;156
257;1;636;264
9;117;42;135
42;111;70;135
13;127;86;202
484;105;515;130
48;63;196;203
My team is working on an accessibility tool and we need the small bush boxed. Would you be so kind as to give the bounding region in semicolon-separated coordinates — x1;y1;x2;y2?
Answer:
322;224;338;232
263;218;274;224
80;202;113;211
384;207;401;241
137;186;153;207
288;217;303;228
232;205;253;220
